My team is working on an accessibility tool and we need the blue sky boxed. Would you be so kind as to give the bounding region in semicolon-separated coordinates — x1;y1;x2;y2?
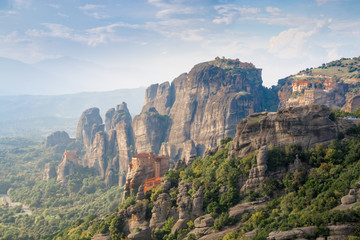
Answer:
0;0;359;94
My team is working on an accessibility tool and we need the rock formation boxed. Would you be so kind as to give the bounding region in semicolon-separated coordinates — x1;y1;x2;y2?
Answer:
267;224;358;240
229;105;356;159
43;163;57;180
172;181;192;234
45;131;76;153
59;103;134;186
132;108;169;154
142;58;274;161
53;58;279;187
241;146;268;191
45;131;72;148
126;202;151;240
57;152;80;182
76;108;103;148
149;193;172;230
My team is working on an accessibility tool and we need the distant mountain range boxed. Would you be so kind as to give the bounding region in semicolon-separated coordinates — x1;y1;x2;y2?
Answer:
0;88;145;138
0;56;147;95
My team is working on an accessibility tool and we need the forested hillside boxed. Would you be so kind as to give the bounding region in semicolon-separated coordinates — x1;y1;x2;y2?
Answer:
53;111;360;240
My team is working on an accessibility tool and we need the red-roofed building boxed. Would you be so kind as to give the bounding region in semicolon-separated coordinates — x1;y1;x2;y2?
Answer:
292;81;311;93
124;152;170;195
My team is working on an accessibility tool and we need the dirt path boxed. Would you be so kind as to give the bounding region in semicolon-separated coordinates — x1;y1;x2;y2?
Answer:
0;194;32;215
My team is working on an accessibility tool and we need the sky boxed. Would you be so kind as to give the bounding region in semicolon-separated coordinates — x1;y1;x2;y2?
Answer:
0;0;360;94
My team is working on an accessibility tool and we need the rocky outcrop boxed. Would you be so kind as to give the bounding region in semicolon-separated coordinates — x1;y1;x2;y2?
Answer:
45;131;76;153
267;226;316;240
142;58;273;161
229;105;356;159
76;108;103;148
267;224;357;240
91;234;111;240
63;103;134;187
192;187;204;219
45;131;72;148
56;153;80;182
126;202;151;240
229;200;267;220
43;163;57;180
172;181;192;234
342;94;360;112
149;193;172;230
334;181;360;210
241;146;268;191
132;108;169;154
188;214;214;237
142;82;173;115
104;108;115;132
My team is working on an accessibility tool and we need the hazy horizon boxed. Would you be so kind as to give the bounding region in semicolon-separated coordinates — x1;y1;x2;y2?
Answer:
1;0;359;95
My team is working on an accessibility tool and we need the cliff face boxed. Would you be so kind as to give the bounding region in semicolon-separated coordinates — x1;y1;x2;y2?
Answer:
63;103;134;186
143;58;272;160
132;108;169;154
56;58;279;186
228;105;357;159
76;108;103;148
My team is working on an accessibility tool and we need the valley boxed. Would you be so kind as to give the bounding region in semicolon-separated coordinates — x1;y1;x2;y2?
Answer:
1;56;360;240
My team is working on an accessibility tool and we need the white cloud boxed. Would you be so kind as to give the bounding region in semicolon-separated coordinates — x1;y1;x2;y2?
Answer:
13;0;31;8
148;0;196;19
0;10;18;17
0;31;60;63
213;5;260;24
78;4;108;19
269;19;332;58
48;4;60;9
315;0;344;5
26;23;73;39
179;28;204;42
26;22;139;47
58;13;69;18
156;7;194;18
79;4;104;11
266;6;281;15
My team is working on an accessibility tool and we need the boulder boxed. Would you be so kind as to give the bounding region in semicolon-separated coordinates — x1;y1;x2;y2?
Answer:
194;215;214;228
341;195;356;205
267;226;316;240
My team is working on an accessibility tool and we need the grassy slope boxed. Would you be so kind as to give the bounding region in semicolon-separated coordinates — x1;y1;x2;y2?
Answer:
298;56;360;80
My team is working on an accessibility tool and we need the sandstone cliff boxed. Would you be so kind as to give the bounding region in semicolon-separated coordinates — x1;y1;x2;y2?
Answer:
132;107;169;154
143;58;276;160
76;108;103;148
60;103;134;186
229;105;357;159
55;58;279;186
